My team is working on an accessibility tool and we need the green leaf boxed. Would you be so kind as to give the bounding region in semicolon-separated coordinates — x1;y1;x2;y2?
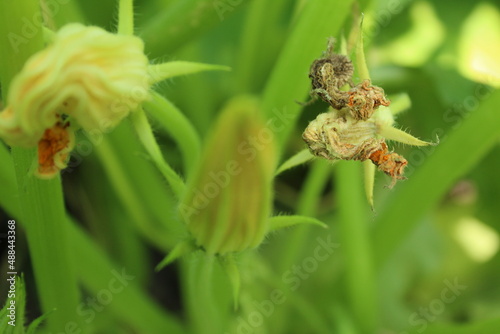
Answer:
261;0;354;151
407;317;500;334
275;148;314;176
236;0;290;92
268;215;328;232
373;90;500;269
140;0;240;56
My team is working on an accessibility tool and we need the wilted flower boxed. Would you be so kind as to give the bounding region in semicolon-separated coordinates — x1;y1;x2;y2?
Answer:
303;37;434;203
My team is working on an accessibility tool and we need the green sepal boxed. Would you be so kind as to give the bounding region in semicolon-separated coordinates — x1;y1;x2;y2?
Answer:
148;61;231;84
26;311;53;334
363;160;376;209
379;125;436;147
156;240;196;272
275;148;314;176
268;215;328;232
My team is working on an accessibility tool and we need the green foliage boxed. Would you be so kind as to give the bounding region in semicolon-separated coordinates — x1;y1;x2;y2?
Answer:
1;0;499;333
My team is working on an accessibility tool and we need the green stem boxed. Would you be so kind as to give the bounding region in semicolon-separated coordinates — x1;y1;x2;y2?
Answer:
0;148;184;333
106;120;181;245
129;107;186;198
0;2;82;332
236;0;289;93
182;254;223;334
118;0;134;35
336;161;376;333
261;0;353;151
41;0;86;29
70;222;184;334
95;138;173;249
11;148;83;332
143;92;201;177
279;160;332;273
139;0;234;57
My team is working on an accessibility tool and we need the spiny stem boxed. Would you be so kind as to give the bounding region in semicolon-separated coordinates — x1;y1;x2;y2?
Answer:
118;0;134;35
0;2;82;332
129;107;186;198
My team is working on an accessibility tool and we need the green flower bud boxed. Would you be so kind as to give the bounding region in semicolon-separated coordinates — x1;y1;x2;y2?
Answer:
179;96;276;255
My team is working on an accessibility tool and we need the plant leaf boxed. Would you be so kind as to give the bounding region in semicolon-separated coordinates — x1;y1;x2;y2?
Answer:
373;90;500;269
261;0;354;150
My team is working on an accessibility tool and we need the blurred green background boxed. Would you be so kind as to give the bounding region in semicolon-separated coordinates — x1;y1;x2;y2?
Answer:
1;0;500;333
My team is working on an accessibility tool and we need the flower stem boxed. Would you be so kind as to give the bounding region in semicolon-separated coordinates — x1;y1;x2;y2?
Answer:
279;160;332;273
95;138;174;249
10;147;83;332
118;0;134;35
0;2;82;332
130;107;186;198
336;161;377;333
143;92;202;177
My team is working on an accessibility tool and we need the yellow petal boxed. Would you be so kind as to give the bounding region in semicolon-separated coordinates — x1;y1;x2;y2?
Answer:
0;23;150;146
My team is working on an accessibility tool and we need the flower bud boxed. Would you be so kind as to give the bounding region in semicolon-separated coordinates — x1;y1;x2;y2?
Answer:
179;96;276;254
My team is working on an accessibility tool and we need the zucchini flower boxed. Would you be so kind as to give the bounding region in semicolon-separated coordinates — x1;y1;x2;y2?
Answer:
179;96;276;255
0;23;149;178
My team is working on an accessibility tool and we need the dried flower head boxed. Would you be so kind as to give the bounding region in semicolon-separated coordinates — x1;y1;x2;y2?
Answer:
303;111;406;187
308;39;353;110
367;141;407;186
303;38;433;192
307;39;390;121
347;80;391;121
